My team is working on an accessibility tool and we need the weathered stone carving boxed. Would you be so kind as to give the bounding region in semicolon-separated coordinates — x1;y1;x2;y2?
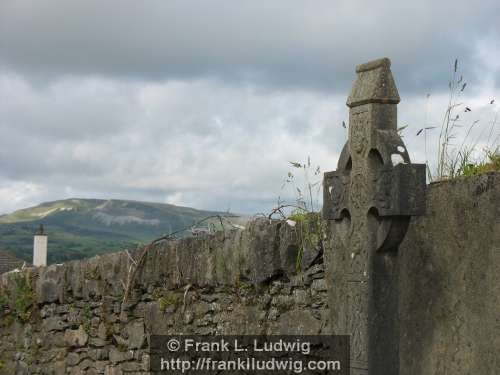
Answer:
323;58;426;375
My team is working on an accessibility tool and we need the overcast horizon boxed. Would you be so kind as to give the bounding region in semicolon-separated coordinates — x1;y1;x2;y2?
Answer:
1;0;499;215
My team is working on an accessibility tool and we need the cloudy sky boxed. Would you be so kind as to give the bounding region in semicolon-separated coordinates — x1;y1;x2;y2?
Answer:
0;0;499;215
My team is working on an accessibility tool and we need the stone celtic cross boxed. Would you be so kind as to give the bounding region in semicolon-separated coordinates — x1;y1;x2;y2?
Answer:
323;58;425;375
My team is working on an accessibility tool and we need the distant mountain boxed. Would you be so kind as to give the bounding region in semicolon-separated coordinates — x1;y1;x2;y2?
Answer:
0;198;247;264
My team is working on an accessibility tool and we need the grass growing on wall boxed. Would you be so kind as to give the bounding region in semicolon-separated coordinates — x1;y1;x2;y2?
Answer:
12;274;35;323
453;150;500;177
0;274;36;324
271;158;324;272
288;212;322;272
421;59;499;181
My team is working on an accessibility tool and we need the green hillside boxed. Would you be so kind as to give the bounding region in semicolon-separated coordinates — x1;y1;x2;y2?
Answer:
0;198;246;264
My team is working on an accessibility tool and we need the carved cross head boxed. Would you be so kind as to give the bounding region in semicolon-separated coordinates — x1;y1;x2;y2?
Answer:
323;58;425;252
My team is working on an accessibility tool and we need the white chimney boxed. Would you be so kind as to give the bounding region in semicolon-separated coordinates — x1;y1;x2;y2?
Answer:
33;224;47;267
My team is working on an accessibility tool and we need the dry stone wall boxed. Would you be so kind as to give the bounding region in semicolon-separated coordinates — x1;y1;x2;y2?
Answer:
0;219;329;374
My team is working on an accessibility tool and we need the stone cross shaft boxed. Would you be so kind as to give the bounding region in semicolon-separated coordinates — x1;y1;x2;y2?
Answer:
323;58;425;375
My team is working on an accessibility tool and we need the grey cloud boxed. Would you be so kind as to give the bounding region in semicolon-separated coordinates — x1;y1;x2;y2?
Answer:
0;75;142;141
0;72;497;215
1;0;499;93
0;75;343;214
